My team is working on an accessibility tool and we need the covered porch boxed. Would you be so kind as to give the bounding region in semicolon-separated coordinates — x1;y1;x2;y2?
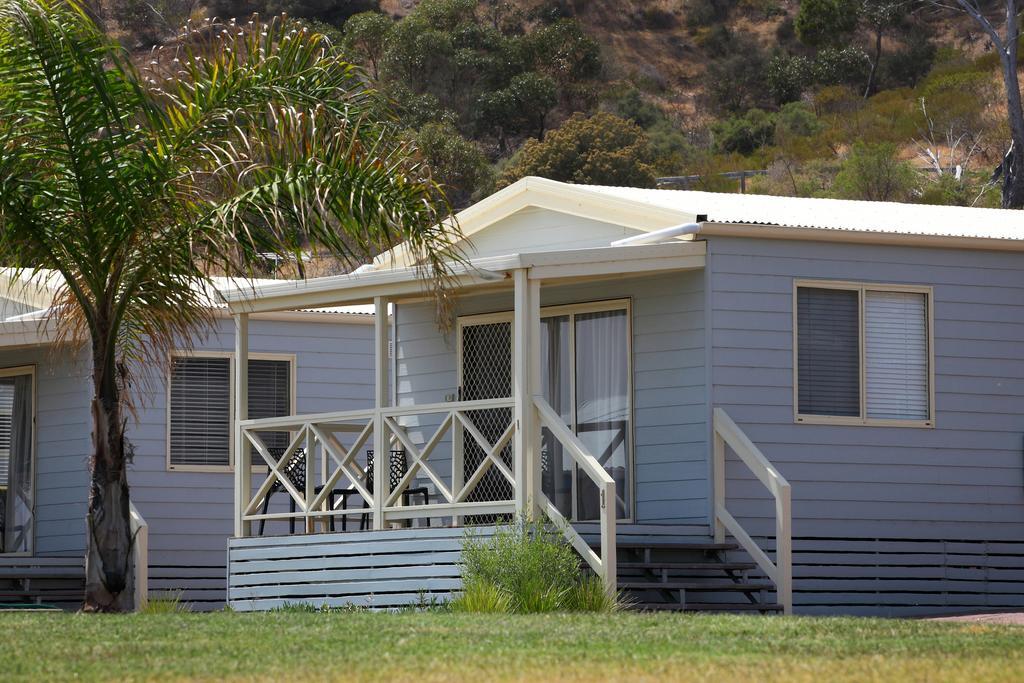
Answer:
225;239;792;612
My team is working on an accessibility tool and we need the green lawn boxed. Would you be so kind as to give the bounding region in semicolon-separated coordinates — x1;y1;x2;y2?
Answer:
1;611;1021;682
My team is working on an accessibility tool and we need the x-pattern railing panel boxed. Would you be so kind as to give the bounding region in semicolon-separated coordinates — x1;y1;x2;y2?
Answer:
308;420;374;509
244;427;309;516
383;399;517;511
454;416;515;503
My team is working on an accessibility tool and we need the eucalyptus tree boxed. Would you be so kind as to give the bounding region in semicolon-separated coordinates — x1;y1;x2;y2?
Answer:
0;0;459;611
924;0;1023;208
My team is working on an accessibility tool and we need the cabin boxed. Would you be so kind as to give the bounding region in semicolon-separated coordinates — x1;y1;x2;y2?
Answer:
0;273;374;609
223;177;1024;617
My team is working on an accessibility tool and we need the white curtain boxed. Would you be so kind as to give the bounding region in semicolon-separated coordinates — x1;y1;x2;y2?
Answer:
574;310;630;520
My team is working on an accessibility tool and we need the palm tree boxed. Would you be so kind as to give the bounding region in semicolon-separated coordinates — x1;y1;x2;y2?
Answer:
0;0;460;611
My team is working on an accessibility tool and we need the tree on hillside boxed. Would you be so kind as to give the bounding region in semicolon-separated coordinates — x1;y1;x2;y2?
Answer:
796;0;911;97
498;112;657;188
346;1;601;153
924;0;1023;209
414;122;495;207
860;0;908;96
341;11;392;80
0;1;458;611
795;0;860;47
207;0;377;24
833;142;920;200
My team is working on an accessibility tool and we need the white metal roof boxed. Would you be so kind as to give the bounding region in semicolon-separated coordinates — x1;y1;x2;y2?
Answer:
0;270;375;323
574;185;1024;241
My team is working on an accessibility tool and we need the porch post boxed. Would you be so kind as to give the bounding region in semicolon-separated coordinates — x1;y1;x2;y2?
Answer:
513;269;540;518
372;296;389;530
233;312;250;538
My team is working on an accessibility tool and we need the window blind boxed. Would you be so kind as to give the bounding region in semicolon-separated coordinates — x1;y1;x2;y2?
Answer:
248;359;292;458
0;383;12;486
169;357;232;467
797;287;860;416
865;291;929;420
169;356;292;467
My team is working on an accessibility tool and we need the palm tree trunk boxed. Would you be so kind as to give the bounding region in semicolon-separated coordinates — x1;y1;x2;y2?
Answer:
84;335;135;612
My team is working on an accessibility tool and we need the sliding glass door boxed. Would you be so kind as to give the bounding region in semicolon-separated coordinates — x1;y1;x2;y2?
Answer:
0;368;33;554
540;302;632;521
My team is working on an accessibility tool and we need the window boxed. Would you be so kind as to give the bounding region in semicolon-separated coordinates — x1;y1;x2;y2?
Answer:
537;302;633;522
168;354;294;470
795;282;933;426
0;367;33;554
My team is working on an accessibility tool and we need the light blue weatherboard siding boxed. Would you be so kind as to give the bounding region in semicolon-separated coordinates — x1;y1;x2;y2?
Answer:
706;235;1024;541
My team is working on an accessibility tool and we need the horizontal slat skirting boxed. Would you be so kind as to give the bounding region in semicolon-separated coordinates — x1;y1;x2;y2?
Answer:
228;526;481;549
230;563;462;588
230;537;466;562
230;578;462;601
231;591;451;612
227;527;493;611
231;551;463;575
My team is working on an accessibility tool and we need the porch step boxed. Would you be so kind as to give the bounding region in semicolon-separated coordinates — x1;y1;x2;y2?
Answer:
618;561;756;571
614;541;739;552
619;581;774;592
634;602;784;613
612;536;779;614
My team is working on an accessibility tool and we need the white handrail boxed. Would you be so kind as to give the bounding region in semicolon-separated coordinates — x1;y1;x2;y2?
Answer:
712;407;792;614
129;501;148;612
534;396;617;596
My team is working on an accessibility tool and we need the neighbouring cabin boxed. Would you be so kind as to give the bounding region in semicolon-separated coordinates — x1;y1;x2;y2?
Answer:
223;178;1024;616
0;278;375;609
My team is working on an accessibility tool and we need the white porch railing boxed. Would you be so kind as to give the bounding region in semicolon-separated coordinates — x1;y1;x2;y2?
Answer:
237;398;518;532
712;407;792;614
534;396;617;596
235;395;619;597
129;501;148;612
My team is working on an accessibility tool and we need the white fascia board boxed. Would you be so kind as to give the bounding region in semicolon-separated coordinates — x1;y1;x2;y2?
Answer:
224;263;510;314
228;242;708;314
700;221;1024;251
0;318;55;348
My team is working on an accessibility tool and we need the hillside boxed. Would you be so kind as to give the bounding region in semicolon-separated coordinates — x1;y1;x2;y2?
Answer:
102;0;1021;208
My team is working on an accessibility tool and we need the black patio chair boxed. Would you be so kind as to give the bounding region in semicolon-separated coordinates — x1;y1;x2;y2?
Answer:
257;447;307;536
335;449;431;530
256;447;362;535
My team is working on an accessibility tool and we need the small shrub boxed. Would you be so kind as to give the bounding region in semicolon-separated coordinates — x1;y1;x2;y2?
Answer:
450;580;512;613
565;575;624;612
767;54;815;104
813;46;871;87
702;36;771;113
879;30;936;89
641;7;677;29
832;142;919;202
456;516;618;613
685;0;734;28
142;591;190;614
713;109;776;155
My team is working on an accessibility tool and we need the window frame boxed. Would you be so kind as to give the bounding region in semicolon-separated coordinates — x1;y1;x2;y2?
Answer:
792;280;935;428
166;350;297;473
455;297;636;523
0;364;35;556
